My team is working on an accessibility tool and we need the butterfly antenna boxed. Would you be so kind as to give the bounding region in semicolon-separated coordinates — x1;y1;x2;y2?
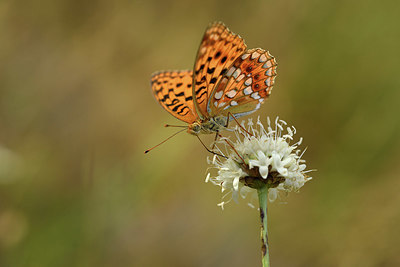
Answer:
144;128;187;154
196;135;227;158
227;112;253;137
164;124;187;128
218;134;245;164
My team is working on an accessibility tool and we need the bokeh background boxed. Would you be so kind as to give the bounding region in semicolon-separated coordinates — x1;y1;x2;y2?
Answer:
1;0;400;266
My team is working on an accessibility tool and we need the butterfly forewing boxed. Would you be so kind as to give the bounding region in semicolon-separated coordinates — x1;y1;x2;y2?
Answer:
208;48;277;119
192;22;247;119
151;70;199;124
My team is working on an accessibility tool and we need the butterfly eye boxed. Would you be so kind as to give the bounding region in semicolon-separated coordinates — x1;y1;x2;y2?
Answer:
254;74;260;80
246;66;252;72
254;84;260;89
193;125;201;132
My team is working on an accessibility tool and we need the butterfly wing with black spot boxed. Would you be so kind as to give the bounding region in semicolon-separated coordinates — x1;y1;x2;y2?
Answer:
208;48;278;119
151;70;198;124
192;22;247;119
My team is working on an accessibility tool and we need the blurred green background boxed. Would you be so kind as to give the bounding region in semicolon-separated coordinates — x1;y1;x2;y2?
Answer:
1;0;399;266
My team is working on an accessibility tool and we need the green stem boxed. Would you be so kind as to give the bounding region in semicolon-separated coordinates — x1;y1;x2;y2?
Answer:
257;185;270;267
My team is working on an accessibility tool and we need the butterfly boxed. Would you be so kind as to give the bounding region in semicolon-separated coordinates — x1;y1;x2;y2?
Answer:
150;22;277;137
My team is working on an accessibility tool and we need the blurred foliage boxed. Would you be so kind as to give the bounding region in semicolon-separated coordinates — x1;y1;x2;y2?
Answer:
0;0;400;266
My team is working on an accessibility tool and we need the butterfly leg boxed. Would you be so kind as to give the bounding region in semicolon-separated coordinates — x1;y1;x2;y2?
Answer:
226;112;253;136
217;133;245;164
196;135;227;158
210;131;219;151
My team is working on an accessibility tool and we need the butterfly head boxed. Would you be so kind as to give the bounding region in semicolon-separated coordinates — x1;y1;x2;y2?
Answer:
187;122;202;135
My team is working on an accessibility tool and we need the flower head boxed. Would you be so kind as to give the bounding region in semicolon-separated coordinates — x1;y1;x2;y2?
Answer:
206;117;312;208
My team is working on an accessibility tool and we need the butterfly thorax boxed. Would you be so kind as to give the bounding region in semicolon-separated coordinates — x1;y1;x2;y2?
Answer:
187;116;228;135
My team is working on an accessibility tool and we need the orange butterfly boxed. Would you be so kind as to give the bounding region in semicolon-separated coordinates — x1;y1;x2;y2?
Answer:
150;22;277;138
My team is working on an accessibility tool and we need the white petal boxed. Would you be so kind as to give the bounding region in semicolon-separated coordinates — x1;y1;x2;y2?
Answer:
205;173;210;182
268;188;278;202
232;190;239;203
206;116;311;208
233;176;240;191
259;165;269;178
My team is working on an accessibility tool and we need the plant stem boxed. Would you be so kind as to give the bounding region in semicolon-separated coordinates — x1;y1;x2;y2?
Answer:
257;185;270;267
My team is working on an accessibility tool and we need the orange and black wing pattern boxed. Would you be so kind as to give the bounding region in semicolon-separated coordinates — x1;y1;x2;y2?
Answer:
150;70;198;124
192;22;247;118
208;48;277;119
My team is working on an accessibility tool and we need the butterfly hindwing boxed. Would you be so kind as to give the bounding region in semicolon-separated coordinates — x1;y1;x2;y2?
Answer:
151;70;198;124
208;48;278;119
192;22;247;119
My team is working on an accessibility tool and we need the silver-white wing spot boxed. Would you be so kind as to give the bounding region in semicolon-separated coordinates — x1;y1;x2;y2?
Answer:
263;61;272;68
251;92;260;100
233;68;241;79
258;54;267;63
226;89;237;98
226;67;236;77
214;90;224;100
241;53;250;60
251;51;260;59
244;86;252;95
244;77;252;86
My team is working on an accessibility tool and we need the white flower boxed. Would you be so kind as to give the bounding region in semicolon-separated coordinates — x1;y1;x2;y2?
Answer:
206;117;312;208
